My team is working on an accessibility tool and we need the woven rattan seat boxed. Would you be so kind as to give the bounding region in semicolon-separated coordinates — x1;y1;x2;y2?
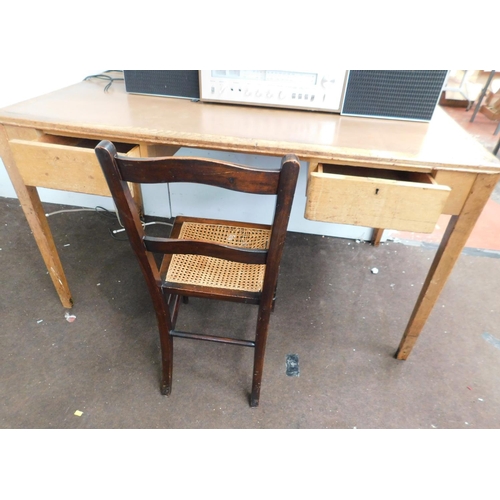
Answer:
96;140;299;407
166;222;270;292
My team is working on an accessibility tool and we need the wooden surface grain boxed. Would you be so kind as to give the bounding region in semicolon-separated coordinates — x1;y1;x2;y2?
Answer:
1;79;500;173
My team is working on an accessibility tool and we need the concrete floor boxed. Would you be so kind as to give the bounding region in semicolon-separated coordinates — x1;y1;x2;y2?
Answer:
2;187;500;429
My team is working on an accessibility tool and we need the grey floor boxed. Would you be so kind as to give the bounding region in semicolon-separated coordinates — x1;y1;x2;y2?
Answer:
2;196;500;429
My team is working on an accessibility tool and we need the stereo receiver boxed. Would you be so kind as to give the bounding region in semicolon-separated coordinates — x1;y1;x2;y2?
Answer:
199;70;347;112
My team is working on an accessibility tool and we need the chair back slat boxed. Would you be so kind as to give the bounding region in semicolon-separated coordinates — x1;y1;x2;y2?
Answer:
118;157;280;194
143;236;268;265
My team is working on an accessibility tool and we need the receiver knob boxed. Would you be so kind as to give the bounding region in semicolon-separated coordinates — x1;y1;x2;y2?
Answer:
321;75;336;88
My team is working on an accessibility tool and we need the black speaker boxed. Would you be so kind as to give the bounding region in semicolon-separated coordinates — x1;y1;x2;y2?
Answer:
123;70;200;99
342;70;448;121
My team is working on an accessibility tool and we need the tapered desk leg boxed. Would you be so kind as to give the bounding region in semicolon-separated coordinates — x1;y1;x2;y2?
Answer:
396;172;500;359
0;125;73;308
371;228;384;246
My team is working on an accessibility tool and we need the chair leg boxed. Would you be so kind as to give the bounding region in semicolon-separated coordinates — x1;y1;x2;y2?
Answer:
153;292;174;396
250;304;273;407
156;310;174;395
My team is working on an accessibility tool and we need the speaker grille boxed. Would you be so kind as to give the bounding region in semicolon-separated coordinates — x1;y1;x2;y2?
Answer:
342;70;448;121
123;70;200;99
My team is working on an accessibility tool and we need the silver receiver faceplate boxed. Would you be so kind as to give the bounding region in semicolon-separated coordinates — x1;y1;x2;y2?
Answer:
199;70;347;112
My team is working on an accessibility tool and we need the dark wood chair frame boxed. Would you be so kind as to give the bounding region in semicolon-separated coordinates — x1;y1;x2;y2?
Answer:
95;140;300;407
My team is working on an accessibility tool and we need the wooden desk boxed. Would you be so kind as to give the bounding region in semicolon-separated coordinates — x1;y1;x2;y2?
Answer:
1;79;500;360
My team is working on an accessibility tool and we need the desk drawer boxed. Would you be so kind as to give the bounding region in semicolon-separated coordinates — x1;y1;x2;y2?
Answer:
305;163;451;233
9;135;140;196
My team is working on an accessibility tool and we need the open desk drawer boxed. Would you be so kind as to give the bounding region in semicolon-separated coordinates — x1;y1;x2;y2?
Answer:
305;163;451;233
9;135;140;196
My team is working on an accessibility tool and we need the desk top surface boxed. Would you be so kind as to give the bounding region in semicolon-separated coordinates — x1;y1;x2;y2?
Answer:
1;79;500;174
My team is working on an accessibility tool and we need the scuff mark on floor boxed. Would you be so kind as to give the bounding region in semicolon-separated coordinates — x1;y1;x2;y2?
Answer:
482;332;500;349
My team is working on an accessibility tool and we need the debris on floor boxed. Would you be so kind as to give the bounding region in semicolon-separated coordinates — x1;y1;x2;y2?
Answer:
65;312;76;323
286;354;300;377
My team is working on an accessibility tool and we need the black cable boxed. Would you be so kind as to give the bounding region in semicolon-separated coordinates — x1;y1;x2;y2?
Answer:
94;205;120;220
83;70;124;92
94;205;128;240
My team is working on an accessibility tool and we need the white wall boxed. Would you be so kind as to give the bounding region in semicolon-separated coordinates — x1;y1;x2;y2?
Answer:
0;70;373;240
0;68;118;211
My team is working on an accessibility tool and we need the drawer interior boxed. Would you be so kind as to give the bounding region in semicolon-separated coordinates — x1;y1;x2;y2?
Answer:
316;163;435;185
37;134;138;154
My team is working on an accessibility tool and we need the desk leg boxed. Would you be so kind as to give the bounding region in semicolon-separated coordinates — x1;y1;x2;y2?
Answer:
0;125;73;308
371;228;384;246
396;172;500;359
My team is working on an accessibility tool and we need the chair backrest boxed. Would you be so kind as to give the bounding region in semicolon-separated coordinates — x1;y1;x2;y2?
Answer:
95;140;300;300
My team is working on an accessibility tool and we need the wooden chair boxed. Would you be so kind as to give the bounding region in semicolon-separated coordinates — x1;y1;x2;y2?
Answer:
95;140;300;407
